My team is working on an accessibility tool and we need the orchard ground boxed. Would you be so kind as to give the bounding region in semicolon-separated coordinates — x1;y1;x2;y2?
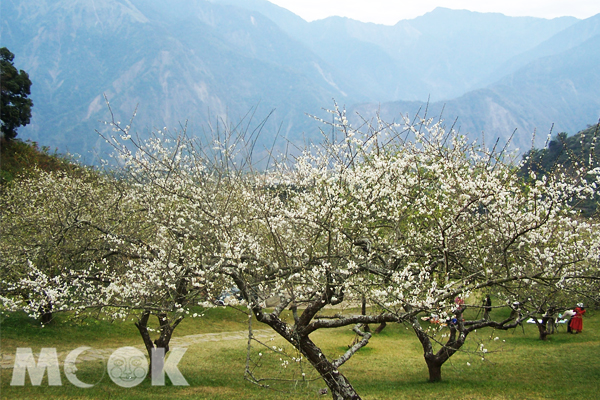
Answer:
1;306;598;399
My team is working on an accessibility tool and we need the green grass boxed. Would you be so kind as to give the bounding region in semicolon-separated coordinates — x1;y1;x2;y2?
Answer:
1;307;599;399
0;306;252;351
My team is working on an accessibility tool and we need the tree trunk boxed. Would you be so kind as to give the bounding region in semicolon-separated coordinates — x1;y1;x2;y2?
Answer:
318;365;361;399
411;315;464;383
134;311;183;380
253;313;363;399
40;311;53;325
361;296;370;333
425;356;443;382
39;302;53;324
322;372;361;400
231;273;363;399
297;335;362;400
373;322;387;334
536;319;549;341
135;311;158;376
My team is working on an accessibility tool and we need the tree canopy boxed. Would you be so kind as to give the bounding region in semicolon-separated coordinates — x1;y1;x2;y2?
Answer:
1;47;33;141
1;107;599;399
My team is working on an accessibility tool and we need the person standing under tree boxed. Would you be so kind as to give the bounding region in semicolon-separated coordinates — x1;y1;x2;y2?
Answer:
569;303;586;334
563;309;575;333
483;295;492;320
544;307;558;334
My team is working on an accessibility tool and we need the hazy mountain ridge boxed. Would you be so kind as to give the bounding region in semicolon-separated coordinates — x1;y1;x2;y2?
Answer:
352;31;600;150
2;0;354;161
482;13;600;86
1;0;598;160
220;3;579;101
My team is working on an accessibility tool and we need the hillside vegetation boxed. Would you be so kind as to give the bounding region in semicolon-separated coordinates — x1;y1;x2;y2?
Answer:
0;139;71;184
520;123;600;217
522;123;600;174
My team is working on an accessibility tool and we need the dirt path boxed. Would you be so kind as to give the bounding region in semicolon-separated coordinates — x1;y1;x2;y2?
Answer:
1;329;274;369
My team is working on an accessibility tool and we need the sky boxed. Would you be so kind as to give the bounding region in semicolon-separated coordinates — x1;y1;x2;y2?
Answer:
267;0;600;25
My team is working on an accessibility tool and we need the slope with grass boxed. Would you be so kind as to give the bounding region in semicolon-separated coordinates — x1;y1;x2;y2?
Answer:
0;138;71;184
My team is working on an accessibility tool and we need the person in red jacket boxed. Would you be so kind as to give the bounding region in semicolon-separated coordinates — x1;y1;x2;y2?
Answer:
569;303;586;334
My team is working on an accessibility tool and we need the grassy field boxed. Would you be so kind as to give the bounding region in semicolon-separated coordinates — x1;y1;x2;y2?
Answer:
1;306;599;399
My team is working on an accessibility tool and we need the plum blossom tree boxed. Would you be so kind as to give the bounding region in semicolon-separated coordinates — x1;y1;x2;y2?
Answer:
5;102;597;398
99;105;598;397
217;167;406;399
0;167;131;324
95;113;409;399
500;249;600;341
0;165;222;375
299;107;600;383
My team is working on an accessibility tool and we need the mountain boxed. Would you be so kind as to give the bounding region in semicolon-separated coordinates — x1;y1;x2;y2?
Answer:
1;0;355;162
352;23;600;151
1;0;597;161
483;13;600;86
216;4;578;101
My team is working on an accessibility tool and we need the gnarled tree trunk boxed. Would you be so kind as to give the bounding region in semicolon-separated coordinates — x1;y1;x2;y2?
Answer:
535;316;551;340
424;355;444;382
297;335;362;400
411;313;465;383
134;311;183;380
39;301;53;325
